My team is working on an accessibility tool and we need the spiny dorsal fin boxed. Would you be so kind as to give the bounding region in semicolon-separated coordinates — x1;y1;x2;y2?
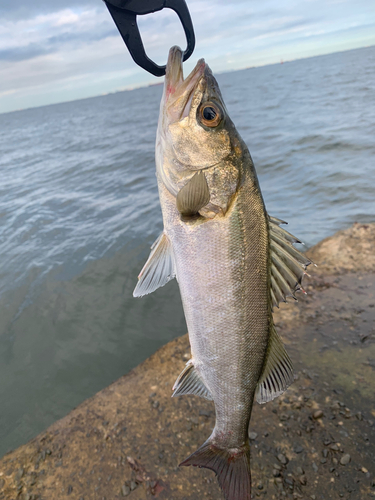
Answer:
256;323;294;404
269;215;312;308
133;232;175;298
176;171;210;216
172;360;213;400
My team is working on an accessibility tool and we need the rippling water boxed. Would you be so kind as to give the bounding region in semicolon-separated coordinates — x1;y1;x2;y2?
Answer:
0;46;374;457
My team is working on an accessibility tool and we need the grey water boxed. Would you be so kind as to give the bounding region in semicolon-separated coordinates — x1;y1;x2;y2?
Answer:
0;46;374;458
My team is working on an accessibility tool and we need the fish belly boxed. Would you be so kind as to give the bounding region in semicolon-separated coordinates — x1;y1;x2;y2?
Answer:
160;176;269;448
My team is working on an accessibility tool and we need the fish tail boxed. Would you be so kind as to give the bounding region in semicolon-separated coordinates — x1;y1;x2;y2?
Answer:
179;437;251;500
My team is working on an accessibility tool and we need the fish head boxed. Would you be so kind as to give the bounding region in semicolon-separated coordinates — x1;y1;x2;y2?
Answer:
157;46;241;201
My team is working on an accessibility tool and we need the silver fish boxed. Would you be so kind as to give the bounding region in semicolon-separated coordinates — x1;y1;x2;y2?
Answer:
134;46;311;500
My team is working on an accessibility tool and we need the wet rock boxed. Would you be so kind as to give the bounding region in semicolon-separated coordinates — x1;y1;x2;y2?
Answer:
340;454;351;466
313;410;323;419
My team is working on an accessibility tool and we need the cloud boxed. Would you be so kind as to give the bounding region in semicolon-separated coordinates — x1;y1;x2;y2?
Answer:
0;29;117;62
0;8;117;62
0;0;93;21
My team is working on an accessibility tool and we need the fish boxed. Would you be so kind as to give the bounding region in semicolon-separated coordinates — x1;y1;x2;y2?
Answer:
133;46;312;500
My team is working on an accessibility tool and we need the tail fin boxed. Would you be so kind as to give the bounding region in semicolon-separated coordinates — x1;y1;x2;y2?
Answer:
179;438;251;500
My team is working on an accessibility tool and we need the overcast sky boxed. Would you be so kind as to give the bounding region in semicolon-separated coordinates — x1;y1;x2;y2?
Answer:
1;0;374;114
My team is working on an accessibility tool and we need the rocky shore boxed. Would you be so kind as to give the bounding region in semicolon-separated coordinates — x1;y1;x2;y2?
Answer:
0;223;374;500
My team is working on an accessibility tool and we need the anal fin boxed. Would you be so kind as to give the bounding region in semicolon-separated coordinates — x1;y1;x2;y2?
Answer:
172;360;213;400
256;324;294;404
133;232;175;298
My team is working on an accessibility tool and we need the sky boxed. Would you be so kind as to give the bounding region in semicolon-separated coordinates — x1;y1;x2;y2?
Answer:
1;0;374;114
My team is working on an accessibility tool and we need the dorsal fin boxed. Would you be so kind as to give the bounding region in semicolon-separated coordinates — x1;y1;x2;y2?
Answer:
176;171;210;216
256;323;294;404
172;361;213;400
269;215;312;309
133;232;175;298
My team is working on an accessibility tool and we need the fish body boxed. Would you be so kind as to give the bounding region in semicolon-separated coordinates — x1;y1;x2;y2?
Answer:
158;138;269;442
134;47;311;500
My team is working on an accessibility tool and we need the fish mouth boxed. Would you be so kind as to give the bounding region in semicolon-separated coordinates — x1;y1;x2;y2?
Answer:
165;46;206;120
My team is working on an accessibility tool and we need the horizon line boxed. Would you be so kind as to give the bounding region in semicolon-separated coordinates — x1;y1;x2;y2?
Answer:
1;43;374;117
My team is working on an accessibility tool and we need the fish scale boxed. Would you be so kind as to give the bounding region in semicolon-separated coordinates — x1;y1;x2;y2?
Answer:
133;46;312;500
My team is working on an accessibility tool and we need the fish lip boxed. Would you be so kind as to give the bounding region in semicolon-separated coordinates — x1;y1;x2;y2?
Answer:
165;46;184;90
165;46;206;118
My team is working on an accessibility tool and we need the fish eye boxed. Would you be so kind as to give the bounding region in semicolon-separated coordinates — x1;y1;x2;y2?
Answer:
199;102;222;128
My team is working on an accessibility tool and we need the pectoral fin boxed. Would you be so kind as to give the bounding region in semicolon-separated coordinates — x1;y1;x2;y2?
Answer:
256;324;294;404
172;360;213;400
133;232;175;298
176;171;210;216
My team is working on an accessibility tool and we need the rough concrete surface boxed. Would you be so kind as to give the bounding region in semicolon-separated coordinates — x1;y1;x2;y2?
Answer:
0;223;374;500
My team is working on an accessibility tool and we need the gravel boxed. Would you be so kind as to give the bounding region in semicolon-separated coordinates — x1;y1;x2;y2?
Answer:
277;453;289;465
121;485;131;496
313;410;324;419
340;454;351;466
